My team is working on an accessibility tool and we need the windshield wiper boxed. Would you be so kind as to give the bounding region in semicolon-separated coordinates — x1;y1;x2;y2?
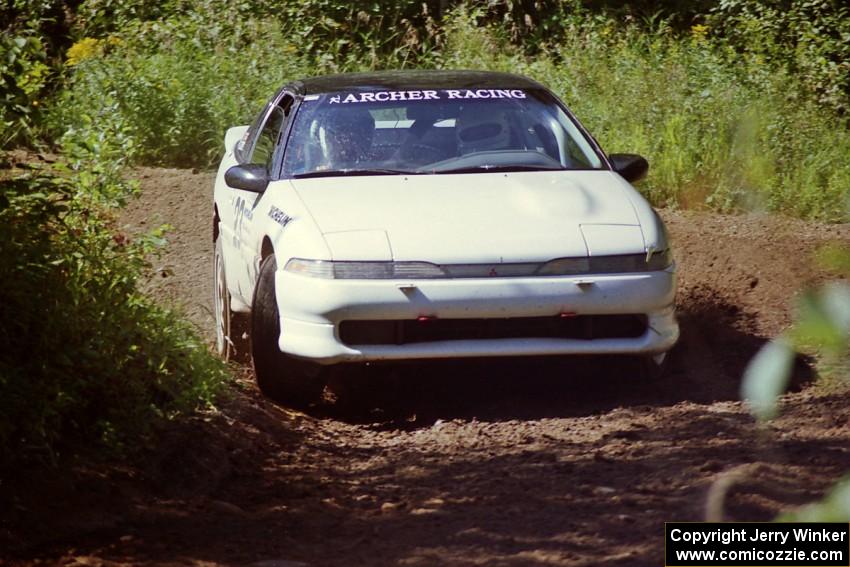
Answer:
293;168;418;179
425;164;566;174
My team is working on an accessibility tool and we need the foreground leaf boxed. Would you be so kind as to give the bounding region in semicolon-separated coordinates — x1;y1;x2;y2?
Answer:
741;337;794;421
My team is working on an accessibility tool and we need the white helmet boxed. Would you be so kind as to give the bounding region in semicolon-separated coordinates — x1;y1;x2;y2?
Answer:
455;106;513;154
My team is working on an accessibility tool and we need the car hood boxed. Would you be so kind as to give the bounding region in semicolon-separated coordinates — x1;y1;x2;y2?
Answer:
290;170;645;263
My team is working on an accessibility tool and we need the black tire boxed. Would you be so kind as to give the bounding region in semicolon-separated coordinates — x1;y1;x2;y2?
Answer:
251;255;327;407
214;238;250;362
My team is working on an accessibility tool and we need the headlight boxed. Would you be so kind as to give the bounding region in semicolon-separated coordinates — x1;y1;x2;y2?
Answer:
541;250;672;275
285;259;447;279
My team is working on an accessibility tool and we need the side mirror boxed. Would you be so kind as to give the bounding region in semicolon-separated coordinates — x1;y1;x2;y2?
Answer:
609;153;649;183
225;164;269;193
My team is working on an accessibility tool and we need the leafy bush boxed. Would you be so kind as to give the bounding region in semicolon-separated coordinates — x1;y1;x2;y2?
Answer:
0;31;51;148
0;145;227;463
708;0;850;117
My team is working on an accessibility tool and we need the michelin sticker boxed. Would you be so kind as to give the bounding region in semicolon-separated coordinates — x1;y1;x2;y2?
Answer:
269;206;293;228
325;89;528;104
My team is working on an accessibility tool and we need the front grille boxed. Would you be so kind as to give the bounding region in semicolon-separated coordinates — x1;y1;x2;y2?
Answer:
339;314;648;346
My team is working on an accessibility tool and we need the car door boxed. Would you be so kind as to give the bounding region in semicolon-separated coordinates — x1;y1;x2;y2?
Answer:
228;93;295;300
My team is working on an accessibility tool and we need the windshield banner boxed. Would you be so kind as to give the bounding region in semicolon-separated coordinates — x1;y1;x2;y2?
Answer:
323;89;528;104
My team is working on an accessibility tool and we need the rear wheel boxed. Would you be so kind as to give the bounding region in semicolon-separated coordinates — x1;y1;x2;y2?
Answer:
251;255;327;407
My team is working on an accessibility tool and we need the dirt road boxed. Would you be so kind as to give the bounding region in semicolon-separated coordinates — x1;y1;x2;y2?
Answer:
4;167;850;566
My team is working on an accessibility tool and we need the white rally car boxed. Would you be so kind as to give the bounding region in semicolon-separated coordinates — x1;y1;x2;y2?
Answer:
213;70;678;406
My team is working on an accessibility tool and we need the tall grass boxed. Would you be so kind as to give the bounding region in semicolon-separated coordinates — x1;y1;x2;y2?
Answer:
499;22;850;220
50;21;315;166
51;9;850;221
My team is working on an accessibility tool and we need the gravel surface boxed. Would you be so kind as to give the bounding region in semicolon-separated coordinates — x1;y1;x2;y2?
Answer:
3;167;850;567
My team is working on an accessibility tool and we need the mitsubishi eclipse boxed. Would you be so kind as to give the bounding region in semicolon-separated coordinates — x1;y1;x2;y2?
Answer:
212;70;679;406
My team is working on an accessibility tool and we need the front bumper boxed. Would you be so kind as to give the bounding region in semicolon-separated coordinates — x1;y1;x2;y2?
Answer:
274;267;679;364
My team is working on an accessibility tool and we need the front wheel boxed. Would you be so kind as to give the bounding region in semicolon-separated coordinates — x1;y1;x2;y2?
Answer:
639;352;670;380
251;255;327;407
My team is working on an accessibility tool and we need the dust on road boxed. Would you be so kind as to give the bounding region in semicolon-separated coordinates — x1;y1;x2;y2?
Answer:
3;167;850;567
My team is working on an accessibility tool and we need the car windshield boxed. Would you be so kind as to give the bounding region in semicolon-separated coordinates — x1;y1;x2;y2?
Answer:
282;88;604;177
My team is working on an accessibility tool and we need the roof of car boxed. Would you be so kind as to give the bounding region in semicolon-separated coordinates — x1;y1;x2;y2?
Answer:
293;70;546;95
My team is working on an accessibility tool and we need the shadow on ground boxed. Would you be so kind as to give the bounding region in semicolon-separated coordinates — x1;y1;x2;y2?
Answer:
315;285;815;426
16;397;847;567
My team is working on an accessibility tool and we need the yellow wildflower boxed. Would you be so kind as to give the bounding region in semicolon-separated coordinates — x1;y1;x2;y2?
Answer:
690;24;709;43
66;38;103;66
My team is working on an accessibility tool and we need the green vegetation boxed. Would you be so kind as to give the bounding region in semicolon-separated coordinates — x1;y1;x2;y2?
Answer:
2;1;233;466
0;142;227;464
0;31;52;147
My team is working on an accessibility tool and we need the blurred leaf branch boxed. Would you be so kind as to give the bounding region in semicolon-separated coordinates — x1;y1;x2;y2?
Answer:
741;240;850;520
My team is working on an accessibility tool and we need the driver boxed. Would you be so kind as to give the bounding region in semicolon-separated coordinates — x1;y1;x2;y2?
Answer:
316;108;375;169
455;104;514;155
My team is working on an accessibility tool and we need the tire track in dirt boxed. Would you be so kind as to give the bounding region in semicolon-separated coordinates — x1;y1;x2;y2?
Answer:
5;167;850;566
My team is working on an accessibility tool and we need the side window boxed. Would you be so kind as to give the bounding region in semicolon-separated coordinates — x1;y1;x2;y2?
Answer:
248;95;294;169
250;107;284;168
236;104;271;163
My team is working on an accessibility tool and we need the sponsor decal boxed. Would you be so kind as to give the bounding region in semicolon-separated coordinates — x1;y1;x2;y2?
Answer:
234;196;254;221
268;205;293;228
326;89;528;104
233;196;254;246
